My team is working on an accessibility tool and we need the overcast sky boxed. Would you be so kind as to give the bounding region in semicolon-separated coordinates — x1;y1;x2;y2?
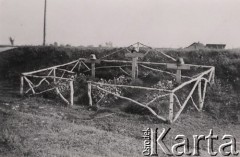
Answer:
0;0;240;48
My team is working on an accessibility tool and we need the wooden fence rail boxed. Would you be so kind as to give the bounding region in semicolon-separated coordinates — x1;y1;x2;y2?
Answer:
20;60;78;105
20;56;215;123
86;66;215;123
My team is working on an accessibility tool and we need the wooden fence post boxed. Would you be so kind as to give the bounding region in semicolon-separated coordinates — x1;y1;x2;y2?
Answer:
78;61;82;72
88;82;92;106
69;80;74;106
135;42;139;78
169;93;174;123
201;79;208;109
20;76;24;95
211;68;215;85
53;68;56;83
91;62;95;78
198;81;203;110
132;57;138;79
176;69;181;83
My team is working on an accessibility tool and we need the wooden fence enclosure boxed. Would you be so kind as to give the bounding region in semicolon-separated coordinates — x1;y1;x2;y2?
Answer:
20;42;215;123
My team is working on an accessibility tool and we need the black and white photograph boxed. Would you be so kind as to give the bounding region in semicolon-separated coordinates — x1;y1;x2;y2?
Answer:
0;0;240;156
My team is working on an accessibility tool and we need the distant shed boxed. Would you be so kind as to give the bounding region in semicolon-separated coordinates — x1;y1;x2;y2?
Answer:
206;44;226;49
0;46;16;53
185;42;206;50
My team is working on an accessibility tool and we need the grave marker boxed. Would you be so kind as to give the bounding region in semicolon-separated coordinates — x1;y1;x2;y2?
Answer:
167;58;190;83
125;43;144;79
85;54;101;78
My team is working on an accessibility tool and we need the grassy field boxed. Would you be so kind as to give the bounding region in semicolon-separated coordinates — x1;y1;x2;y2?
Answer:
1;95;240;157
1;96;240;157
0;46;240;156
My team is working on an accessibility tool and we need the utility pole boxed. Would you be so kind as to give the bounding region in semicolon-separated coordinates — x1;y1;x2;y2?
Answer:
43;0;47;46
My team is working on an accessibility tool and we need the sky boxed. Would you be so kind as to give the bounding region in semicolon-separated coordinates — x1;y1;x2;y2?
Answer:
0;0;240;48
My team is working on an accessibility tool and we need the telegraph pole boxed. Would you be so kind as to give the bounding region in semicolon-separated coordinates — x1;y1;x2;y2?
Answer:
43;0;47;46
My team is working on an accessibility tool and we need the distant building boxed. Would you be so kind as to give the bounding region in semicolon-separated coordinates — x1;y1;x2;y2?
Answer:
206;44;226;49
0;45;16;53
185;42;226;50
185;42;206;50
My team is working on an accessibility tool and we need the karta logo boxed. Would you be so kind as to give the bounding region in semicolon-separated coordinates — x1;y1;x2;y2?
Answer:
142;128;239;156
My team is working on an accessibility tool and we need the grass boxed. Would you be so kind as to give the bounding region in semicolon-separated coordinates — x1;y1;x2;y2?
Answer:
0;97;143;157
0;96;240;157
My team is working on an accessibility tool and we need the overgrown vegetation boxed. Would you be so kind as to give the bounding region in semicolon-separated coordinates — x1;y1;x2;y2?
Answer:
1;46;240;122
1;46;240;157
0;46;70;80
